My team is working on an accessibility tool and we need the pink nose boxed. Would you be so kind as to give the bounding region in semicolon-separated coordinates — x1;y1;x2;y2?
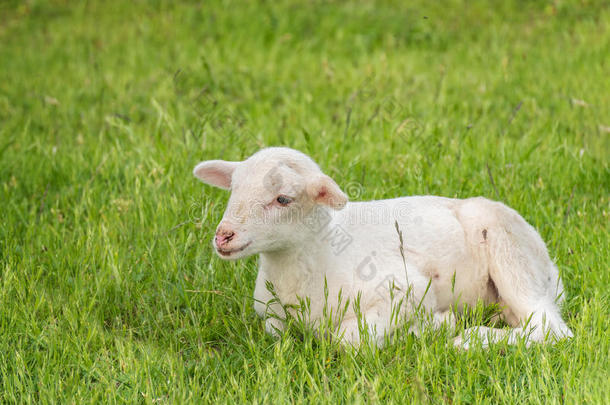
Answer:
215;227;235;247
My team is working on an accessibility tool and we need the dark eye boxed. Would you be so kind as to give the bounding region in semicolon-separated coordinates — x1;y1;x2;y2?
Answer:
276;195;292;206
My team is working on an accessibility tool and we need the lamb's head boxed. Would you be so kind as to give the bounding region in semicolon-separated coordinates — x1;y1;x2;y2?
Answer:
193;147;348;259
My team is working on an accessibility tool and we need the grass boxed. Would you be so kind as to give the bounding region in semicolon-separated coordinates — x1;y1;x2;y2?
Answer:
0;0;609;402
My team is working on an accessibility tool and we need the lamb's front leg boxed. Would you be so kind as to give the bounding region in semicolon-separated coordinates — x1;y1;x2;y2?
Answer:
253;270;286;337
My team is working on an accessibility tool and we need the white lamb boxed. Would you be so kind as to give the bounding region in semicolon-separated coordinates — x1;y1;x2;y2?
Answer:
193;147;573;348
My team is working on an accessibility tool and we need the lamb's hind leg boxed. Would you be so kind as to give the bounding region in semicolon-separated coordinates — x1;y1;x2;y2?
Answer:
454;201;572;349
454;299;571;349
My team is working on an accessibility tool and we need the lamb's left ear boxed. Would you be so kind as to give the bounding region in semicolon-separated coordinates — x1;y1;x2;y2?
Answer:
193;160;240;190
306;174;348;210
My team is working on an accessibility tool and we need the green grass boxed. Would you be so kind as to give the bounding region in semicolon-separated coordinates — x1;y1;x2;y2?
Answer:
1;0;609;402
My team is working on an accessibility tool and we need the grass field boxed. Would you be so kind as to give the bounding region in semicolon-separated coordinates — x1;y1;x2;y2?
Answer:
1;0;609;403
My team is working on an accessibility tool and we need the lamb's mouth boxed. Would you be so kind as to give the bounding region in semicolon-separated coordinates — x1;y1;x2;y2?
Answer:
216;241;252;257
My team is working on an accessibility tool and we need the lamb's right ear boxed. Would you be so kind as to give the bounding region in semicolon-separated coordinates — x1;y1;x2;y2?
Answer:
193;160;240;190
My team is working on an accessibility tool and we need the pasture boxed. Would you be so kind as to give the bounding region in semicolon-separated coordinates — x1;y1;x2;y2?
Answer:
0;0;608;403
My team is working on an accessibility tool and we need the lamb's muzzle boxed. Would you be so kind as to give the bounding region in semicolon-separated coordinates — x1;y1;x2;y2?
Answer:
214;227;235;247
193;147;573;348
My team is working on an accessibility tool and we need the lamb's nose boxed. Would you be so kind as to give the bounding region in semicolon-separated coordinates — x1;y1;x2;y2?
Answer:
215;228;235;247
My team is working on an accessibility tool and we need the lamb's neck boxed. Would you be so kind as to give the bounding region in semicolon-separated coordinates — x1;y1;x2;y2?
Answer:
259;238;331;281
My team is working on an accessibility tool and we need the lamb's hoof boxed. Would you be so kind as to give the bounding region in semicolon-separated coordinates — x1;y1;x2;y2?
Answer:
265;318;283;337
453;331;492;350
453;335;470;350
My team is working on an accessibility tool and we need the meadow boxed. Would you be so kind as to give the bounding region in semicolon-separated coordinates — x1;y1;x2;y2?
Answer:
0;0;608;403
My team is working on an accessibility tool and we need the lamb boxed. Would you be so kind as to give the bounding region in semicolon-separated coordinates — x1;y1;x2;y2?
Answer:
193;147;573;348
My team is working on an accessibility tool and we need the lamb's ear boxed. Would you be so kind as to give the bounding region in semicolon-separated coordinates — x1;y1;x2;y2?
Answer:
193;160;240;190
306;174;348;210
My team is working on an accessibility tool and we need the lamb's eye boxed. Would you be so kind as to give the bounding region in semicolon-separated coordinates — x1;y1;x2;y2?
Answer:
276;195;292;206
